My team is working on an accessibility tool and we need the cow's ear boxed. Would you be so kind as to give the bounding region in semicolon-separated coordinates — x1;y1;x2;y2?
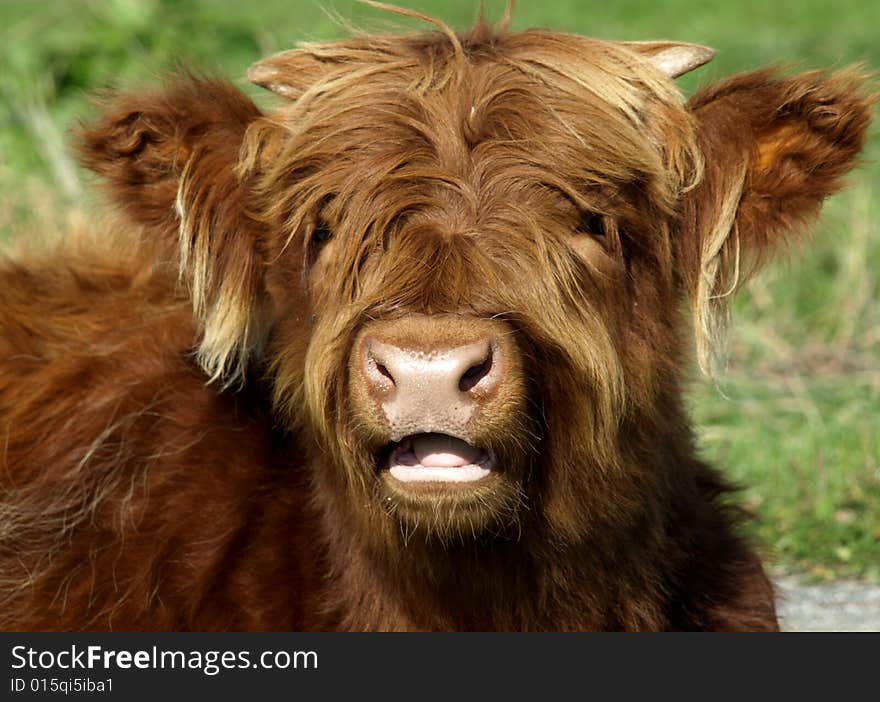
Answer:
76;77;266;384
680;67;874;373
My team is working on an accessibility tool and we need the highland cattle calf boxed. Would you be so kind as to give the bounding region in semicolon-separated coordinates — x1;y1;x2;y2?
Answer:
0;5;872;631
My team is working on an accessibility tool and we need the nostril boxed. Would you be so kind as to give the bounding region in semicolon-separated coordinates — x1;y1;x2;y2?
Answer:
375;362;394;385
364;344;397;394
459;348;493;392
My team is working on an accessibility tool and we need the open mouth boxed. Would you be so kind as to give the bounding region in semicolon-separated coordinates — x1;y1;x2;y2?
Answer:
385;433;495;483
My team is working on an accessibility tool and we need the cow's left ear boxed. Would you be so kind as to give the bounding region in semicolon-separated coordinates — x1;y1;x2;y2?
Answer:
680;67;874;372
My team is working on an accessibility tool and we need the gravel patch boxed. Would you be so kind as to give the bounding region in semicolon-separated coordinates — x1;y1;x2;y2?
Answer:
775;575;880;632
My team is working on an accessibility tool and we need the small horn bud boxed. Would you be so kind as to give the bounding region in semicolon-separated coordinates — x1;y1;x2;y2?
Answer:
622;41;716;78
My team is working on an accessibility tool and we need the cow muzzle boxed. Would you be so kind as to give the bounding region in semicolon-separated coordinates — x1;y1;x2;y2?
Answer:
349;314;524;488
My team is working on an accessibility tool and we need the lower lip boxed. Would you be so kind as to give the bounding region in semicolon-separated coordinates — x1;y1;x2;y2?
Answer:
388;463;492;483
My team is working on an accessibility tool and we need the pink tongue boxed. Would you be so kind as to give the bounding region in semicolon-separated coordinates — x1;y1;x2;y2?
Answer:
412;434;481;468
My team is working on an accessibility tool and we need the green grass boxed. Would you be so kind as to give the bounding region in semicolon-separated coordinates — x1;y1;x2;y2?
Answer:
1;0;878;579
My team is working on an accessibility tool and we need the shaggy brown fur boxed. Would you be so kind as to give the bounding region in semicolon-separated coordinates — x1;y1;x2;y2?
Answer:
0;7;873;631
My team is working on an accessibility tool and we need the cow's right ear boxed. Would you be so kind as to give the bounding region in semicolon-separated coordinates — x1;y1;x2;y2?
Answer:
76;77;267;384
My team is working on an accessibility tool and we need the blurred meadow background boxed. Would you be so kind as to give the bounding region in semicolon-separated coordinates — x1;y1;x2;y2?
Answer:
1;0;878;580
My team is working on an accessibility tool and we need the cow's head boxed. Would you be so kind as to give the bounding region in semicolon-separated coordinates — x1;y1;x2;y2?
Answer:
78;9;872;545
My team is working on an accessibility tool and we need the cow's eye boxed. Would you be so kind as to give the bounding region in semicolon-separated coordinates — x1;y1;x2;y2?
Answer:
577;212;606;238
312;222;333;245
